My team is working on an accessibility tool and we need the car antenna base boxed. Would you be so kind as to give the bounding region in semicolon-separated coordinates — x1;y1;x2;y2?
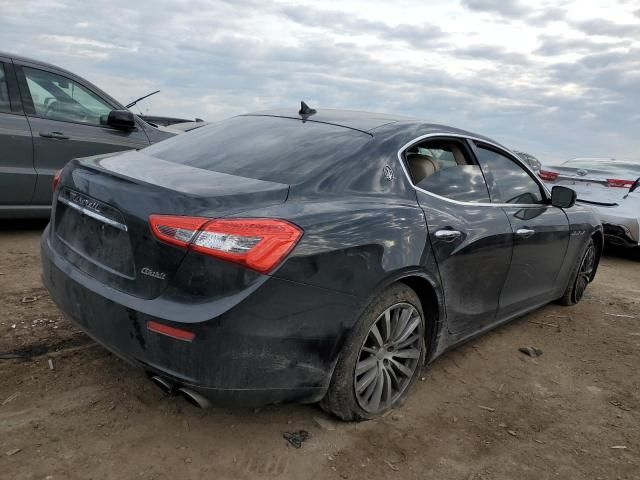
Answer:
298;101;317;116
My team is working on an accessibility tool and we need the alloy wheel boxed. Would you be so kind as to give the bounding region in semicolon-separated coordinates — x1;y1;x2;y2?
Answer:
574;244;595;302
354;302;423;413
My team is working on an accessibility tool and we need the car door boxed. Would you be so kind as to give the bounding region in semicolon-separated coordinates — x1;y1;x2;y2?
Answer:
14;63;151;205
0;57;35;205
472;142;570;317
403;136;514;333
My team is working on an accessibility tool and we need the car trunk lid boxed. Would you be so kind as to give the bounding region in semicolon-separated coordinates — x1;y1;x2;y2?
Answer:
546;165;631;204
51;150;289;299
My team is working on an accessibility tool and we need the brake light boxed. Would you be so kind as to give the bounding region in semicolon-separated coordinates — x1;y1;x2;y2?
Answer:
52;170;62;191
147;320;195;342
149;216;303;273
538;169;558;182
607;178;634;188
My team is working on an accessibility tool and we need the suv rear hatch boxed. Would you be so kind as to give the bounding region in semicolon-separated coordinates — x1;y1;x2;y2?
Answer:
51;150;289;299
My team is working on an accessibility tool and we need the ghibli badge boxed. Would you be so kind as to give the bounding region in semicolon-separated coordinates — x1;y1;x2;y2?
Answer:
140;267;167;280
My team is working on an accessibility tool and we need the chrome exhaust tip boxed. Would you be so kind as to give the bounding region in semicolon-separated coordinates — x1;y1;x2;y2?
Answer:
177;387;211;409
149;375;175;395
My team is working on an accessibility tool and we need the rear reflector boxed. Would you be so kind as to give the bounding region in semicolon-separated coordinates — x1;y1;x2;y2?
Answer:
607;178;634;188
149;216;303;274
147;320;195;342
538;169;558;182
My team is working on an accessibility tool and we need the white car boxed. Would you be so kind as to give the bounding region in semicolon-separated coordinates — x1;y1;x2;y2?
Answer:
539;158;640;249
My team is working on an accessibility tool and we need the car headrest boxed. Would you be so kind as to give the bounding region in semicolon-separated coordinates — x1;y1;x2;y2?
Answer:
406;153;440;184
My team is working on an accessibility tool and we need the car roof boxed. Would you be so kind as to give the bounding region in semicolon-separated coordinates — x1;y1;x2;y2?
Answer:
245;108;410;133
0;50;127;110
0;51;79;77
244;107;499;144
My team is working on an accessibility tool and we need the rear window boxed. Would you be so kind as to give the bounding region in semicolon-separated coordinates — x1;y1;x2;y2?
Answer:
144;115;372;184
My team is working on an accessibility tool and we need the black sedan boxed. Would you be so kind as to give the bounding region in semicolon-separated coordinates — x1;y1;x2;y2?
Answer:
41;105;603;420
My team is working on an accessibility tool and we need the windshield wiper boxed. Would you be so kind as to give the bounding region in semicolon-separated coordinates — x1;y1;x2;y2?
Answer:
125;90;160;109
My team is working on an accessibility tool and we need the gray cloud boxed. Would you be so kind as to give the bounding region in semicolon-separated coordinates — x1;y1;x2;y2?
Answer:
527;7;567;26
461;1;567;26
573;19;640;37
535;35;632;56
452;45;533;65
460;0;532;18
0;0;638;162
278;6;448;49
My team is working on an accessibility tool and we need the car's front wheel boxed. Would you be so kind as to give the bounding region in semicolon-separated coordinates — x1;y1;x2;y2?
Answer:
559;238;597;305
321;283;426;421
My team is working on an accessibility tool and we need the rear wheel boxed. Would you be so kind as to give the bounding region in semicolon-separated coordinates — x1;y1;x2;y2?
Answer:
321;283;426;421
559;238;597;306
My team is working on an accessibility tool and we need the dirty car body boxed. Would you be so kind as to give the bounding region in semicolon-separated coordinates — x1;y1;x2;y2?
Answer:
41;108;603;413
539;158;640;248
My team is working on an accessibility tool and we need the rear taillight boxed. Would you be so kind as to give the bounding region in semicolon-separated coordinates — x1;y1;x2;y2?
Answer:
149;216;303;274
52;170;62;191
607;178;634;188
538;169;558;182
149;215;209;248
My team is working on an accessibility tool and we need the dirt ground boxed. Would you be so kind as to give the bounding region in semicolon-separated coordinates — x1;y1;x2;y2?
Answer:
1;220;639;480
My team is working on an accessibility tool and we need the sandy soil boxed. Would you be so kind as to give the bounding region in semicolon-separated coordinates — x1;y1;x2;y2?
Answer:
1;219;639;480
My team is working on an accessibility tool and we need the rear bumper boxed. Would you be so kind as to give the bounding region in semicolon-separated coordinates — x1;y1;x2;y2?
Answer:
41;225;361;407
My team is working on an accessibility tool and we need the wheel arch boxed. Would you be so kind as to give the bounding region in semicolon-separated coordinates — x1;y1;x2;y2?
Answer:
366;268;446;363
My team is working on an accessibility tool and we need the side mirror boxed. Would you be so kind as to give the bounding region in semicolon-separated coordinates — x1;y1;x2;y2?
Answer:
107;110;136;130
551;185;577;209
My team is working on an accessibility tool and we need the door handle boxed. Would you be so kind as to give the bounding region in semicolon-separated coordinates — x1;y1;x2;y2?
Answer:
516;228;535;238
434;229;462;242
39;131;69;140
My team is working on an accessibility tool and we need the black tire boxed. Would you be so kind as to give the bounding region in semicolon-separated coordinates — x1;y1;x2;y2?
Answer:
320;283;426;421
559;238;597;306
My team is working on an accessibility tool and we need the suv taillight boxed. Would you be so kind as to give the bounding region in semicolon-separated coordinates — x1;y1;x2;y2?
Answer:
149;215;303;274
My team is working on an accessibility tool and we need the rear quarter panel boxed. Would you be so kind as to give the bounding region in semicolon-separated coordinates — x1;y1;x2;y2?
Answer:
253;196;433;298
232;128;442;300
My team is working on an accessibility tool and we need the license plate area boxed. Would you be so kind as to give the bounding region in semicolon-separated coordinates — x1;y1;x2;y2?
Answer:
54;189;135;279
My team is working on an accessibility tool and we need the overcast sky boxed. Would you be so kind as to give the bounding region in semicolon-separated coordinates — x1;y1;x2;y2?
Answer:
1;0;639;162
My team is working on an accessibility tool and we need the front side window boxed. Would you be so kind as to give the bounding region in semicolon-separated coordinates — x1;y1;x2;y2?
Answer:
475;145;545;204
0;63;10;113
404;139;490;203
22;67;112;126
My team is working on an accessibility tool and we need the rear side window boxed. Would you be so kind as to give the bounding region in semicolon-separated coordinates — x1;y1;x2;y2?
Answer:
475;145;545;204
404;139;490;203
144;116;372;184
0;64;10;113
